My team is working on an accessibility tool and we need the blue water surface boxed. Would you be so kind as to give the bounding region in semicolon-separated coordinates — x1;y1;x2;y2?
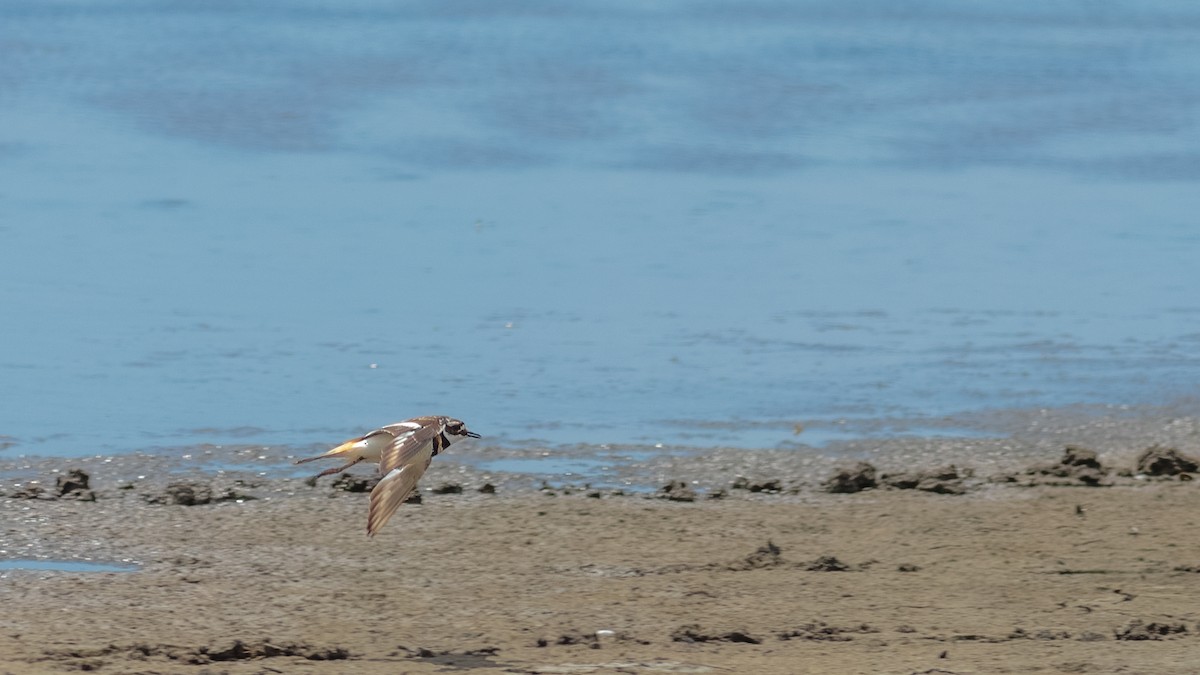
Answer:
1;1;1198;455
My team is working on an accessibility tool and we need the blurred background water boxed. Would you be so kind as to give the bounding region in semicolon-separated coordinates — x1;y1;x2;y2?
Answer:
1;1;1198;456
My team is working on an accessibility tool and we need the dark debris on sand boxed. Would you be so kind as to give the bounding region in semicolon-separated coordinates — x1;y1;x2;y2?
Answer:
823;462;969;495
1014;446;1110;486
653;542;867;576
657;480;698;502
42;639;351;666
56;469;95;501
731;477;785;494
1113;619;1190;641
4;468;96;501
143;481;254;506
671;624;762;644
778;621;879;642
1135;446;1199;477
997;444;1197;487
727;541;785;571
325;474;425;502
329;474;376;493
809;443;1200;497
197;639;350;662
822;462;877;494
723;542;864;573
535;629;649;649
881;465;968;495
804;442;1200;497
801;555;856;572
396;645;503;669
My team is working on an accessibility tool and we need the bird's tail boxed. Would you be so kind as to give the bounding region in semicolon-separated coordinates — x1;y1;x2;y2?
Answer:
293;438;360;465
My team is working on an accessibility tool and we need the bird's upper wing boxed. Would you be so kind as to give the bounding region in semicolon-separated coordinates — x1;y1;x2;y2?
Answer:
366;425;439;537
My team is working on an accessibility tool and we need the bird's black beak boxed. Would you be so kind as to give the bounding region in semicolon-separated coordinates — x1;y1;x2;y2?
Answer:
465;431;481;439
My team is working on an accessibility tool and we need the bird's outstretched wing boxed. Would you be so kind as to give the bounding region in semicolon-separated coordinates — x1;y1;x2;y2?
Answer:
366;424;439;537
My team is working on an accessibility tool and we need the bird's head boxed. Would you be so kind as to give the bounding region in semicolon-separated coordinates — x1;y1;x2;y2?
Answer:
443;417;481;442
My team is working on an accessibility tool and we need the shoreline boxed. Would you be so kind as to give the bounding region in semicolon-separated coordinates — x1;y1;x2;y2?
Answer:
2;417;1198;502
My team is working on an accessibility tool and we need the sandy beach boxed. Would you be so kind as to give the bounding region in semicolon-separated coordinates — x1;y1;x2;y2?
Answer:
3;443;1200;675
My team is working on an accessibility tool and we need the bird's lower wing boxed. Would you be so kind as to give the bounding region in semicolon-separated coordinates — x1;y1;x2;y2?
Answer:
366;436;435;537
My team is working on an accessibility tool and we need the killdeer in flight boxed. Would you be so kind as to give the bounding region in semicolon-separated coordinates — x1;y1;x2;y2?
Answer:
296;416;480;537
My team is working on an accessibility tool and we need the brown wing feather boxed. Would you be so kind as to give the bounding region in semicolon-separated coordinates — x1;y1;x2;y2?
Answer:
366;425;440;537
377;423;439;475
366;452;431;537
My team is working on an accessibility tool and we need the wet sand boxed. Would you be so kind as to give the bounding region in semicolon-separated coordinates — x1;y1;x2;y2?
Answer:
3;444;1200;675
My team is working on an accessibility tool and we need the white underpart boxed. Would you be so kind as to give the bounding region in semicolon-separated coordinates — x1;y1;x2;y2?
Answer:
347;433;393;462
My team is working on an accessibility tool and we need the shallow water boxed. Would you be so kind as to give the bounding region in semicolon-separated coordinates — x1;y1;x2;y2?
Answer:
1;1;1198;457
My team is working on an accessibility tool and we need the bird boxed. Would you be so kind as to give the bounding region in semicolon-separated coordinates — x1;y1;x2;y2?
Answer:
295;415;480;536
